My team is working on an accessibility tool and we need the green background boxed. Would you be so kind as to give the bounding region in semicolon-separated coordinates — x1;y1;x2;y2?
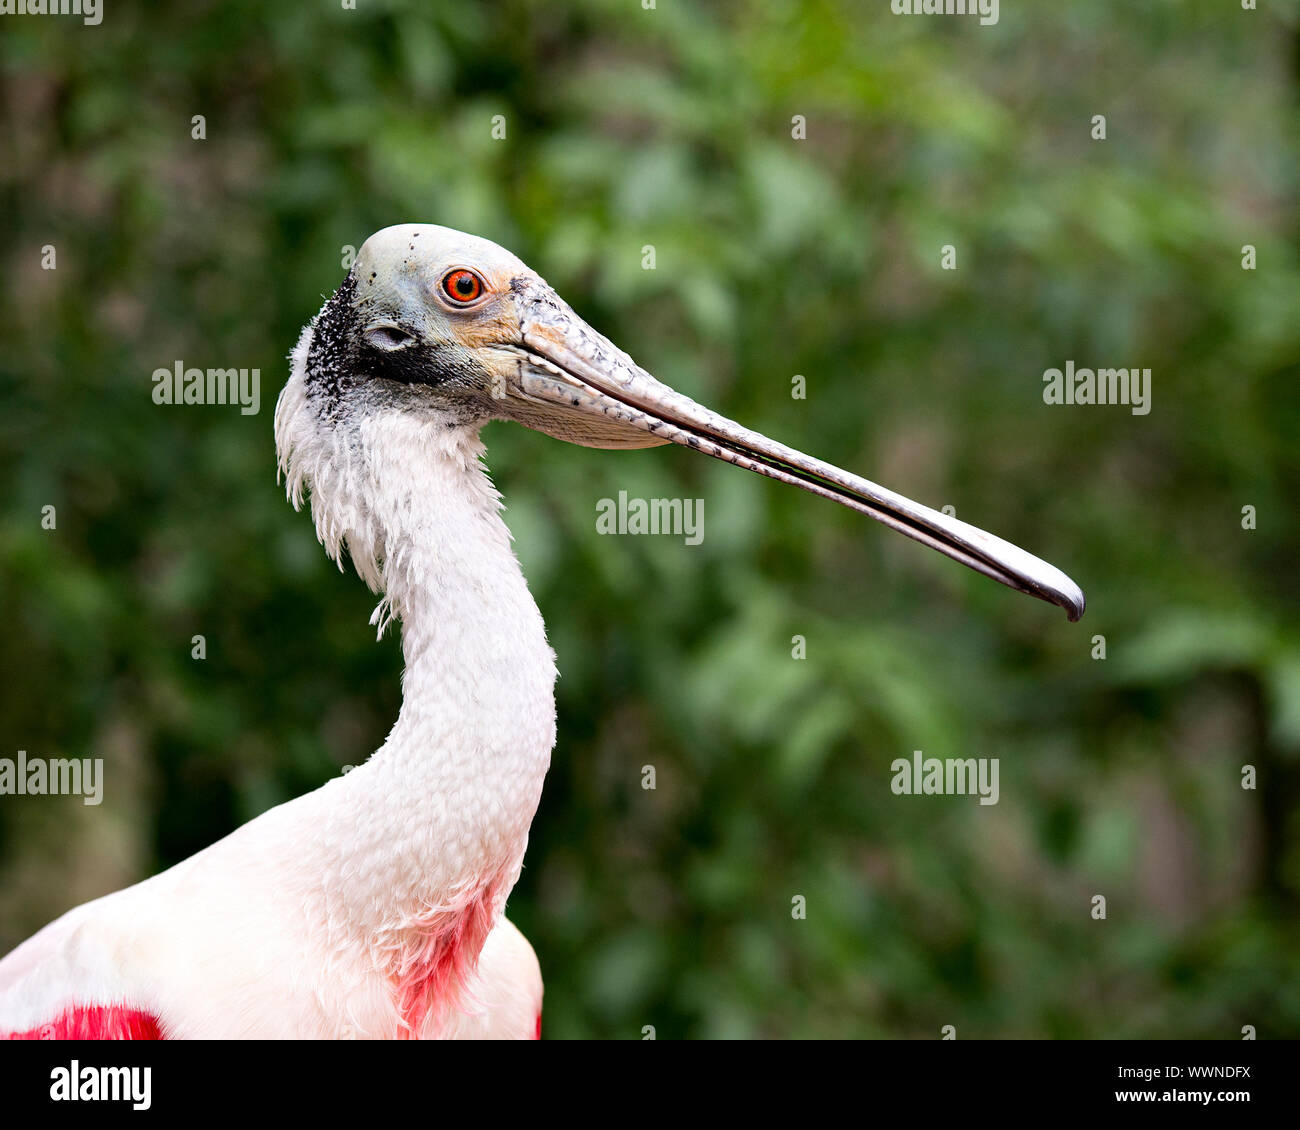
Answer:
2;0;1298;1038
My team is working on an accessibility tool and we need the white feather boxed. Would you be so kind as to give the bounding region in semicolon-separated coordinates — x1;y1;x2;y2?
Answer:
0;322;556;1038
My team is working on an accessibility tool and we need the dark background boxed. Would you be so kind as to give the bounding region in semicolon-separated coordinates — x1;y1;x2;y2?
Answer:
1;0;1297;1038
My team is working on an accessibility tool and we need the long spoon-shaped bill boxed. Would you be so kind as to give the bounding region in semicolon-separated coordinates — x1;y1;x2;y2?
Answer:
506;305;1085;621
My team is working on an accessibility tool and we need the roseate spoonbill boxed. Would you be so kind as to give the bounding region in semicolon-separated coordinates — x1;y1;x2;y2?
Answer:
0;225;1084;1039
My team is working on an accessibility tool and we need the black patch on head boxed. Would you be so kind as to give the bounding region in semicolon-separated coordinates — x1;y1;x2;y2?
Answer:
304;272;359;408
357;332;473;392
305;270;489;413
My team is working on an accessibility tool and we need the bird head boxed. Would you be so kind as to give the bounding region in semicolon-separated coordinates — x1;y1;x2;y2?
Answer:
278;223;1084;620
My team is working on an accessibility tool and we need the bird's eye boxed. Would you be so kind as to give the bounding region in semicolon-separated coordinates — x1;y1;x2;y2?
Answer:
442;268;485;304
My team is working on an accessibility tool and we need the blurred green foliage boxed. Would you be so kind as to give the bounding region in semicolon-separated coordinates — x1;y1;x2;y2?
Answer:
1;0;1298;1038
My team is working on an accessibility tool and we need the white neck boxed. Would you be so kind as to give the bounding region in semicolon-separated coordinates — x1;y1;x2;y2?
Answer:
274;365;557;1031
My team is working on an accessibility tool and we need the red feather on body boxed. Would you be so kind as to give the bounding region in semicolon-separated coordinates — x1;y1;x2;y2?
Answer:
3;1005;163;1040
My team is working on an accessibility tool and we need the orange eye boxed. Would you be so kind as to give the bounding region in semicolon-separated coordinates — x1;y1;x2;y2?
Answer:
442;268;484;304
